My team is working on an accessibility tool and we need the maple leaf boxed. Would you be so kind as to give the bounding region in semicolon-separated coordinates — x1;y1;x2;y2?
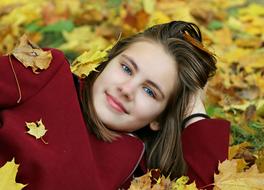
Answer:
25;119;48;144
129;169;197;190
0;158;27;190
12;34;52;74
171;176;197;190
128;172;152;190
214;159;264;190
70;45;112;78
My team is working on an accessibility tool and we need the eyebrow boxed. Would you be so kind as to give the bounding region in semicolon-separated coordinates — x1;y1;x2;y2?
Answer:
121;54;165;99
121;54;138;71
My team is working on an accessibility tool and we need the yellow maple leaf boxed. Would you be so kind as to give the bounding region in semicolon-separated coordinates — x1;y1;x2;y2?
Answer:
12;34;52;74
129;169;197;190
128;172;152;190
171;176;197;190
25;119;48;143
70;45;112;78
0;158;27;190
59;26;109;53
142;0;156;14
214;159;264;190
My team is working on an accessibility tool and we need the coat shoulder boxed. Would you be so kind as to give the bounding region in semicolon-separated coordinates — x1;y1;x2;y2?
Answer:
0;48;71;107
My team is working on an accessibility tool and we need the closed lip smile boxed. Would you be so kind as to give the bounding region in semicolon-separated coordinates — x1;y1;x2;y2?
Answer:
105;92;128;114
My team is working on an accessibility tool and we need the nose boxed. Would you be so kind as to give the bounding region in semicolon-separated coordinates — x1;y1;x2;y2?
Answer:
117;80;137;101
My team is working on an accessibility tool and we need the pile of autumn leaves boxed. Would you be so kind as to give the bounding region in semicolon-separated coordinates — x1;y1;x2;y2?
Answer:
128;159;264;190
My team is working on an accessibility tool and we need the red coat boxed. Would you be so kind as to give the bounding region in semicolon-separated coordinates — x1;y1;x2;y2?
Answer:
0;49;230;189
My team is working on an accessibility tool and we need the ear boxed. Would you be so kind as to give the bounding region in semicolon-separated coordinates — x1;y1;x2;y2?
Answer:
149;121;160;131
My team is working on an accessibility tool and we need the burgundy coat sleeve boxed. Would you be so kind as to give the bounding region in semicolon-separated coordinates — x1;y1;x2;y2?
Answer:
0;49;145;190
181;118;230;189
0;49;67;108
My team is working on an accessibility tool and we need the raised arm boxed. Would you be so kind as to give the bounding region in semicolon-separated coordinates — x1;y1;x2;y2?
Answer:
181;89;230;189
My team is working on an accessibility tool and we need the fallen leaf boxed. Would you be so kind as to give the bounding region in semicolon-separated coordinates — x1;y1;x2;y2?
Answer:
0;158;27;190
171;176;197;190
71;45;112;78
128;172;152;190
59;26;109;53
129;169;197;190
256;150;264;173
26;119;48;142
12;34;52;74
236;158;248;172
228;142;252;160
214;159;264;190
142;0;155;14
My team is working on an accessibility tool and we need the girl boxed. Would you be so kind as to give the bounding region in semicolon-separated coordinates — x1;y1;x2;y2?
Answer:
0;21;229;190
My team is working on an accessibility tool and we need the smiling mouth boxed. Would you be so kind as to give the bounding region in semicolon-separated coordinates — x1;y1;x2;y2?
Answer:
105;92;128;114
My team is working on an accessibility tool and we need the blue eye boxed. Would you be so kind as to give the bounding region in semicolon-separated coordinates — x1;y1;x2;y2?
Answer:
143;87;155;98
121;64;132;75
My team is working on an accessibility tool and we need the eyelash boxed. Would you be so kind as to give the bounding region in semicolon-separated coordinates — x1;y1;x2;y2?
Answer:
121;63;156;99
121;64;132;75
143;87;156;98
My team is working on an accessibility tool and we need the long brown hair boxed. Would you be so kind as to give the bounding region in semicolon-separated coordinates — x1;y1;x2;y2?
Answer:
80;21;216;179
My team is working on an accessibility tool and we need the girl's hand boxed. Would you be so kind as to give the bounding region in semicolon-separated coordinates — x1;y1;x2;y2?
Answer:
184;89;207;128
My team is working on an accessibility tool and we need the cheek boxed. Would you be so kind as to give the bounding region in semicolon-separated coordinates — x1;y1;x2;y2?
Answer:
134;94;165;121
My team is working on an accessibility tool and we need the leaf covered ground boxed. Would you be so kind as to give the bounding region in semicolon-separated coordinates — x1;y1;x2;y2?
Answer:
0;0;263;188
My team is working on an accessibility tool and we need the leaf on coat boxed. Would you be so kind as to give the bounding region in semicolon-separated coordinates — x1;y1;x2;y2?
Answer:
70;45;112;78
12;34;52;74
213;159;264;190
26;119;48;143
0;158;27;190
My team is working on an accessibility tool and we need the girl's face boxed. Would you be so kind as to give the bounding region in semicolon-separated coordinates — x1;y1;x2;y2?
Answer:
92;40;177;132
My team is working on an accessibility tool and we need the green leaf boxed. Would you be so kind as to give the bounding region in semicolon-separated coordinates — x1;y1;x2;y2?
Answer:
206;105;225;118
107;0;123;8
40;20;74;33
39;32;66;48
64;51;79;63
25;20;42;32
231;124;251;145
248;121;263;130
208;20;224;30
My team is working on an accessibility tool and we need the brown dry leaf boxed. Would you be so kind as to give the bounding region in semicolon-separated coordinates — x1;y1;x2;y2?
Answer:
12;34;52;74
214;159;264;190
229;142;252;160
255;150;264;173
41;1;70;25
123;9;150;31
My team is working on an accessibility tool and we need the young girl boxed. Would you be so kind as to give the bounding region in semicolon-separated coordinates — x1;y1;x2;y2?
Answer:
0;21;230;190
